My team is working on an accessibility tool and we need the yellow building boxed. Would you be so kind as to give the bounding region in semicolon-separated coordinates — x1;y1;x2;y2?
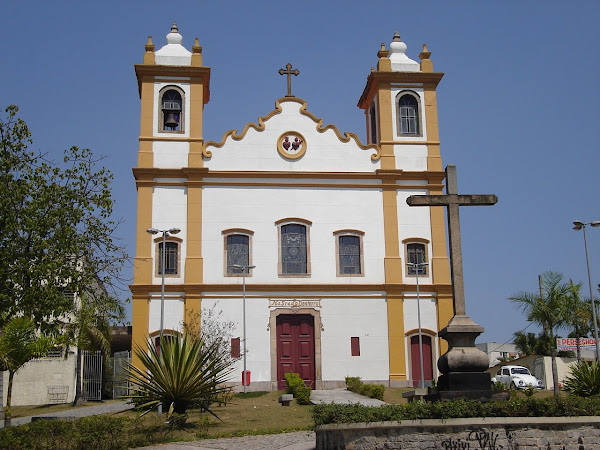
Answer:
131;24;453;390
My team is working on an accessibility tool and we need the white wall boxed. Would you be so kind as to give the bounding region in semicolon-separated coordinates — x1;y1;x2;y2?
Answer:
151;185;188;285
201;294;390;384
202;185;385;284
320;297;389;381
206;100;379;172
2;353;76;407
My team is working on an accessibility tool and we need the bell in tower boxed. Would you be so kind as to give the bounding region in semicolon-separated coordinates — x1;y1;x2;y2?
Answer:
161;89;182;131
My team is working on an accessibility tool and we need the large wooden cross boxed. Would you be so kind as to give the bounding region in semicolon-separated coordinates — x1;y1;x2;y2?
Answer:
406;165;497;316
278;63;299;97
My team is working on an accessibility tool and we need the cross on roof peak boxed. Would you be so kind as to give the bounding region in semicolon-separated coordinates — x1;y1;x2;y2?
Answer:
278;63;300;97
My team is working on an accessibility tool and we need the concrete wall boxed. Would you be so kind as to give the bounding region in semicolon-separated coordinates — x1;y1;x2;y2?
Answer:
1;352;76;407
316;417;600;449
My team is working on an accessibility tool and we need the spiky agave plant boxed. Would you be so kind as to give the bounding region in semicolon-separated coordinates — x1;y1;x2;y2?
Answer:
125;333;235;418
563;360;600;397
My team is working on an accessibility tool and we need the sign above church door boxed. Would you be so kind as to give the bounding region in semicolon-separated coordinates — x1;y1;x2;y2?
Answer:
269;299;321;309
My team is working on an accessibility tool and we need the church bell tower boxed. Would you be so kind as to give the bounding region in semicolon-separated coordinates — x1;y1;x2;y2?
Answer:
131;24;210;366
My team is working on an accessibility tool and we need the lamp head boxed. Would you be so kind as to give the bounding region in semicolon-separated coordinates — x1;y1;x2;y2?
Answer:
168;228;181;234
591;221;600;228
573;220;584;230
146;228;159;235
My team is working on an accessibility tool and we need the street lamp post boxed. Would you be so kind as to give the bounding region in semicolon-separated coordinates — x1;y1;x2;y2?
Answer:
408;260;429;390
234;264;256;394
147;227;181;416
573;220;600;362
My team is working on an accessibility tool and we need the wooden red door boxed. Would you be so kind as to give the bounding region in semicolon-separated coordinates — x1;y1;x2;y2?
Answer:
410;335;433;387
276;315;315;390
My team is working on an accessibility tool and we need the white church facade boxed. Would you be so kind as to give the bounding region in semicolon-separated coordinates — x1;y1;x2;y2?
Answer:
131;24;454;390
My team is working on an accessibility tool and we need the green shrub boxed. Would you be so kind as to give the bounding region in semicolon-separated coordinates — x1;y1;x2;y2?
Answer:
345;376;362;393
345;376;385;400
75;415;126;449
312;396;600;426
285;372;312;405
563;360;600;397
368;384;385;400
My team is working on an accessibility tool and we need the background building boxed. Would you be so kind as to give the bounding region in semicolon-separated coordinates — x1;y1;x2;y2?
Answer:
131;25;454;390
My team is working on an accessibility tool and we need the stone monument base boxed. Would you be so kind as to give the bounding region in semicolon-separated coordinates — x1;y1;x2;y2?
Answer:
437;372;491;391
426;389;509;402
426;372;510;402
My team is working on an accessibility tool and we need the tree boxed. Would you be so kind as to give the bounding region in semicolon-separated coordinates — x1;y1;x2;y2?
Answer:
61;290;124;405
183;302;238;365
513;331;553;356
0;317;54;420
510;272;569;397
125;334;235;421
0;105;127;331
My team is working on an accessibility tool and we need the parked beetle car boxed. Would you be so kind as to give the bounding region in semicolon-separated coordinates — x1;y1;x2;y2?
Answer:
491;365;545;390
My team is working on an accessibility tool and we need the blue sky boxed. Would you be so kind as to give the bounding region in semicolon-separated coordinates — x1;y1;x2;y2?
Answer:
1;1;599;345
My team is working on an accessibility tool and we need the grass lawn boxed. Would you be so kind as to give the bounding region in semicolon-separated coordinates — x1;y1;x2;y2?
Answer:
114;391;313;441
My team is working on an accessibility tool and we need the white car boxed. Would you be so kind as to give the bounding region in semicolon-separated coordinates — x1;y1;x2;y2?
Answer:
491;365;545;390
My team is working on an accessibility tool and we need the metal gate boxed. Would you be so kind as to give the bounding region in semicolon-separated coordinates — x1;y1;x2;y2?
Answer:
113;350;131;399
82;350;103;401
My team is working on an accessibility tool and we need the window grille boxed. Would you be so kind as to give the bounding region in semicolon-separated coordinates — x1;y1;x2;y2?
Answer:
339;235;361;274
407;243;427;275
158;241;178;275
281;224;307;274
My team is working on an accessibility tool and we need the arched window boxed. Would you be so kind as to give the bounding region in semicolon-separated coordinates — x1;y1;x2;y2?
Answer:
334;230;365;276
160;88;183;132
222;229;253;275
369;102;378;144
277;219;311;276
398;93;420;135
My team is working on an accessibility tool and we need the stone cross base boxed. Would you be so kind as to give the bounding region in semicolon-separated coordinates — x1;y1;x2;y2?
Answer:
437;372;491;391
426;389;510;402
437;315;490;374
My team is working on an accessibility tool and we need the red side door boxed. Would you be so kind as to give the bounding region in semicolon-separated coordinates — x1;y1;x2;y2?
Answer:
410;334;433;387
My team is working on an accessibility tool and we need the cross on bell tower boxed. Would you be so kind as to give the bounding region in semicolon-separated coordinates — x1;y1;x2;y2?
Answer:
278;63;299;97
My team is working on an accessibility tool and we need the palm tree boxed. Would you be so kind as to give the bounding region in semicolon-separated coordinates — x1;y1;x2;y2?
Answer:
564;280;592;362
510;272;569;397
0;317;54;420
